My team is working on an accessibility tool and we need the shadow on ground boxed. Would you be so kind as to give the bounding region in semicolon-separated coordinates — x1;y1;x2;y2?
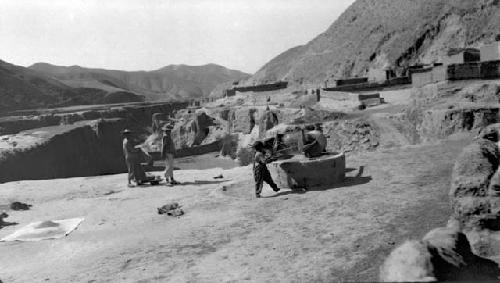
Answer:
267;166;371;198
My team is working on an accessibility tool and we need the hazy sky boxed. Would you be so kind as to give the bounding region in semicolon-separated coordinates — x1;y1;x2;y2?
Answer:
0;0;355;73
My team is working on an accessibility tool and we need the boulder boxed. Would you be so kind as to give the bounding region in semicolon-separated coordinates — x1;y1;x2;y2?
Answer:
478;123;500;143
380;227;500;282
449;139;499;198
379;240;436;282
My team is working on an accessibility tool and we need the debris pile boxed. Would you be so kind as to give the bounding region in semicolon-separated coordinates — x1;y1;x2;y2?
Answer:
157;202;184;217
9;202;32;211
323;120;379;153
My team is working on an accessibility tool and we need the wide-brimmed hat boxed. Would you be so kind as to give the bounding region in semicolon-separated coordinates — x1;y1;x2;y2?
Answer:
121;129;132;134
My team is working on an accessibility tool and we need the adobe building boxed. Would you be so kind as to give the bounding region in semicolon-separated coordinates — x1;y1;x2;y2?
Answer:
411;64;446;88
480;41;500;62
443;48;480;66
368;68;387;82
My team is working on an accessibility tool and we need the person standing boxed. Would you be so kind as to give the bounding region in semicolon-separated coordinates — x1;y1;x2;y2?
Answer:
122;129;147;187
252;141;280;198
161;124;179;185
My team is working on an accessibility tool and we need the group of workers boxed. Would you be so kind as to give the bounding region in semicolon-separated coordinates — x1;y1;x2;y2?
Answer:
122;123;179;187
122;117;327;198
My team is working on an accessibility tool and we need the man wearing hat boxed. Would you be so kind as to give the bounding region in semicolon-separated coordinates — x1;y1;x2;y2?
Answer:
122;129;148;187
161;123;178;185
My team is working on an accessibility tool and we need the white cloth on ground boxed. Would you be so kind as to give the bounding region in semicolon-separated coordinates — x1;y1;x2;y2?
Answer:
0;217;84;242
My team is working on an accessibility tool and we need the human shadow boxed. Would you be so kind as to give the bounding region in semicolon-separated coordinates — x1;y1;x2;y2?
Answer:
266;166;371;198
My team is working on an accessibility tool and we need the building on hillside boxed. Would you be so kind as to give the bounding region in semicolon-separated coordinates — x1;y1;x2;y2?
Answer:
335;77;368;86
368;68;387;82
480;41;500;62
411;65;447;88
224;89;236;97
443;48;480;66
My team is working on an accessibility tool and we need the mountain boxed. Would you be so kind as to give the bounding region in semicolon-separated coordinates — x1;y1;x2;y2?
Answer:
248;0;500;86
0;60;141;112
29;63;250;101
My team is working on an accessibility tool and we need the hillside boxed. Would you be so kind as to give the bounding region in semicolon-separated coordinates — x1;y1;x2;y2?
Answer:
30;63;250;101
0;60;139;111
248;0;500;86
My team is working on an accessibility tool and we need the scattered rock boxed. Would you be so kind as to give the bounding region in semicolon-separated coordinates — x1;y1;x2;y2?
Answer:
9;201;32;211
157;202;184;217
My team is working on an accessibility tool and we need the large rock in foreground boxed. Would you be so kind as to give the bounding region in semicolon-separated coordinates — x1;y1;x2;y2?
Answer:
380;227;500;282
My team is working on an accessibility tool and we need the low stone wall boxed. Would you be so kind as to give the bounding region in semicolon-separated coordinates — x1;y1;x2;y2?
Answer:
323;77;411;92
269;153;345;190
232;81;288;93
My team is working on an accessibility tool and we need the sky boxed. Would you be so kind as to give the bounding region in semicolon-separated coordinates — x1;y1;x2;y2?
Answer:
0;0;355;74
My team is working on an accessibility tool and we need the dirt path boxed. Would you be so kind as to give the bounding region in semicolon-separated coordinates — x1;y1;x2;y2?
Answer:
370;113;410;148
0;138;470;282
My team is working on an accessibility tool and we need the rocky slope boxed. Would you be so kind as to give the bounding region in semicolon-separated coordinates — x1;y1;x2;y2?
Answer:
248;0;500;86
29;63;250;102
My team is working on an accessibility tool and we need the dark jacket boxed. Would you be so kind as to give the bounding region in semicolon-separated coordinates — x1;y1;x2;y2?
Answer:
161;134;176;159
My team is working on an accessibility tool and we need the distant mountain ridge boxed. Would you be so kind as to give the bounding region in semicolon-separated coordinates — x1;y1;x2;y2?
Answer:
0;59;136;111
248;0;500;86
0;59;249;112
29;62;250;101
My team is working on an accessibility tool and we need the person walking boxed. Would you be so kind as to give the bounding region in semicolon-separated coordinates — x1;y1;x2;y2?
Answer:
161;124;179;185
252;141;280;198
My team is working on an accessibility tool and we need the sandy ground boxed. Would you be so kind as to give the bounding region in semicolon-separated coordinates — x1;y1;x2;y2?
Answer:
0;136;470;282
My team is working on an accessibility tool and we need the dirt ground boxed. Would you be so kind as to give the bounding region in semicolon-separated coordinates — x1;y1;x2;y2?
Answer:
0;136;471;282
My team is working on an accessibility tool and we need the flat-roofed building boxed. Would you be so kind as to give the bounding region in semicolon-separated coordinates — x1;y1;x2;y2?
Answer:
443;48;480;66
480;41;500;62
